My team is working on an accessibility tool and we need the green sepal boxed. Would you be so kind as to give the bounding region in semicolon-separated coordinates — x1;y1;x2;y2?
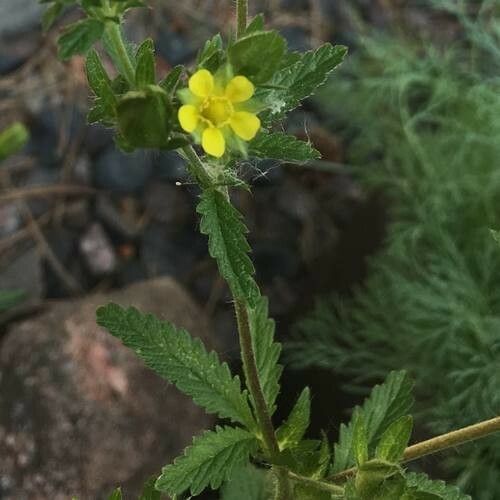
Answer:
106;487;122;500
244;14;265;35
229;31;287;84
159;65;184;96
58;19;104;60
135;38;156;87
0;123;29;162
116;85;175;149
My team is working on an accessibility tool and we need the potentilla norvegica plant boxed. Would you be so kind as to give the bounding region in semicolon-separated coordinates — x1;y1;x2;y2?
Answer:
37;0;500;498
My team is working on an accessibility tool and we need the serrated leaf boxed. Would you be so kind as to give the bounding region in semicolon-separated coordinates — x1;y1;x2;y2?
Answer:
332;371;414;473
355;459;404;500
248;296;282;414
249;131;321;162
220;464;270;500
261;43;347;120
135;39;156;87
96;304;256;429
85;50;116;121
0;123;29;162
106;488;122;500
58;19;104;60
197;189;260;307
159;65;183;96
197;34;224;72
375;415;413;462
229;31;287;84
405;472;471;500
353;413;368;466
277;387;310;449
42;2;63;32
280;439;330;478
156;426;258;496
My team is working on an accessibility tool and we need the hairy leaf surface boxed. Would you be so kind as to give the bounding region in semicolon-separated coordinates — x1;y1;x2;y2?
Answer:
96;304;255;429
249;132;321;162
156;426;258;496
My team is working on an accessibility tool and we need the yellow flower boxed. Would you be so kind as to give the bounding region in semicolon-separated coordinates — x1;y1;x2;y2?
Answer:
178;69;261;158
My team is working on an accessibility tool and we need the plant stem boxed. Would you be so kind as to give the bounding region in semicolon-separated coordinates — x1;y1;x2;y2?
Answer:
330;415;500;483
236;0;248;39
288;471;345;495
179;146;213;189
274;466;293;499
234;299;280;459
104;22;136;87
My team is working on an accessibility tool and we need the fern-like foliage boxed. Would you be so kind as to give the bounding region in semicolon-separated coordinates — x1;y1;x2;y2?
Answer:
288;2;500;498
96;304;256;430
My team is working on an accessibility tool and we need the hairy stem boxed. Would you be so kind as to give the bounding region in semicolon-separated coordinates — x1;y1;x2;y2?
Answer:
288;471;345;495
273;466;293;499
179;146;213;189
236;0;248;38
104;22;136;86
330;415;500;483
234;299;280;459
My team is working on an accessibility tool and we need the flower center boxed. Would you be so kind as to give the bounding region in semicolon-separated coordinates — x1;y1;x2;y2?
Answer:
200;96;234;127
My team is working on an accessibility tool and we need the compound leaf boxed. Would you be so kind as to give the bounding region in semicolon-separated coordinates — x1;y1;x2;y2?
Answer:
156;426;258;496
405;472;471;500
96;304;255;429
375;415;413;463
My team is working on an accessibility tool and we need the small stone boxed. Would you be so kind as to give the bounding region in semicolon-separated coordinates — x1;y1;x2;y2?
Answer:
94;147;154;193
0;278;214;498
79;223;117;276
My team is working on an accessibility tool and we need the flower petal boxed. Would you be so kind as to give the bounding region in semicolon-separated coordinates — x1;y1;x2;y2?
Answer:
189;69;214;98
225;76;255;103
202;127;226;158
230;112;261;141
178;105;200;133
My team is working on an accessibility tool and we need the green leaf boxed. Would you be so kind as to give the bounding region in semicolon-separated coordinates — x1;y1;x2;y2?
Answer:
0;289;27;313
58;19;104;60
42;2;63;32
245;14;265;34
220;465;270;500
138;477;161;500
0;123;29;162
116;85;174;149
280;438;330;478
229;31;287;84
262;43;347;120
248;296;282;414
352;413;369;466
106;488;122;500
156;426;258;496
85;50;116;122
355;459;404;500
159;65;183;96
197;34;225;72
375;415;413;462
135;39;156;87
277;387;311;449
249;131;321;162
197;189;260;307
332;371;414;473
96;304;255;429
404;472;471;500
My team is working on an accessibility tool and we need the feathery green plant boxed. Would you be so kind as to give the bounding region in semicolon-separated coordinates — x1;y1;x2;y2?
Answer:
289;1;500;498
37;0;500;497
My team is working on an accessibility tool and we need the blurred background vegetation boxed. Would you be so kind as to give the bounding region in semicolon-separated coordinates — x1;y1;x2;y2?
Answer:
0;0;499;498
